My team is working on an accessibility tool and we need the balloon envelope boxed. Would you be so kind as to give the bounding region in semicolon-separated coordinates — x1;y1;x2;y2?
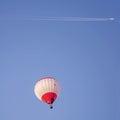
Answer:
34;77;60;106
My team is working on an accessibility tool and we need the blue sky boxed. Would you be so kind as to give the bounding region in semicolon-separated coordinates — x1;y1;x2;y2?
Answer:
0;0;120;120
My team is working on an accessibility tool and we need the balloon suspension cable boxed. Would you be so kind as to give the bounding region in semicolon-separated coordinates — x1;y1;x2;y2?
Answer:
49;104;53;109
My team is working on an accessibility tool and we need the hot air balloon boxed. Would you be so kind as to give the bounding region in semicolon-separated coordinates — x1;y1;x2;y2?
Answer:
34;77;60;109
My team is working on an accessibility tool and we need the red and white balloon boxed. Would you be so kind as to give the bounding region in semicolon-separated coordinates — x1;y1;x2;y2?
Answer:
34;77;60;109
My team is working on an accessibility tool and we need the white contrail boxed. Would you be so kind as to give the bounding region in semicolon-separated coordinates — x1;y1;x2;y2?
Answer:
29;16;115;22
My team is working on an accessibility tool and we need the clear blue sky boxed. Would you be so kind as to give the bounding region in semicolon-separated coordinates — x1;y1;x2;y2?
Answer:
0;0;120;120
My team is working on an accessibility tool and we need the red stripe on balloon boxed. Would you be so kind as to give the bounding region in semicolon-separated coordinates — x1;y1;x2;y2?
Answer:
41;92;57;104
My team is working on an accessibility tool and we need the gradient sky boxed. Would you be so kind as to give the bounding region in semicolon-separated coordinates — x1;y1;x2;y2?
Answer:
0;0;120;120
